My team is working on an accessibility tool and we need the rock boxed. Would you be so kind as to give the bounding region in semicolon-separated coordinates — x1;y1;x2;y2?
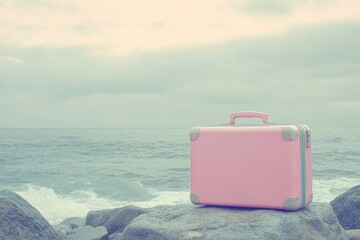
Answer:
86;205;147;234
108;232;122;240
86;209;113;227
0;189;60;240
52;217;86;239
65;225;107;240
52;223;72;240
347;229;360;240
61;217;86;229
120;203;347;240
330;184;360;230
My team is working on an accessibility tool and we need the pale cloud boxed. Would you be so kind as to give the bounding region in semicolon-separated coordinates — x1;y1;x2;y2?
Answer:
0;56;24;64
0;1;359;128
232;0;295;15
0;19;359;127
333;100;360;108
0;0;359;56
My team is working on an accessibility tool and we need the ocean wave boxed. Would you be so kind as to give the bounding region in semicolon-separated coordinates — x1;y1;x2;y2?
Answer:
313;177;360;203
15;184;189;225
13;177;360;225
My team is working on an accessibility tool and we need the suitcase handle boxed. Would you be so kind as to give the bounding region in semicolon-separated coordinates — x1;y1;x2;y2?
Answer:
229;112;268;124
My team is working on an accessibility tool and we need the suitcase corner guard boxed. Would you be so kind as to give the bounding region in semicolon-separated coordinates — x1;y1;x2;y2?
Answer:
190;192;201;205
283;197;301;210
281;125;299;141
190;127;201;141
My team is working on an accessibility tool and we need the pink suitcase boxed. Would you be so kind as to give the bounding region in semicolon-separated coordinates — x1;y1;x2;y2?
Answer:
190;112;312;210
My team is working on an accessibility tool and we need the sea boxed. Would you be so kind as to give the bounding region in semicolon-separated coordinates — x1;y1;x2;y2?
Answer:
0;128;359;225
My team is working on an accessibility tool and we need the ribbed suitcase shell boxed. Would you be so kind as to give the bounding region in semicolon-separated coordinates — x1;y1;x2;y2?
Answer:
190;112;312;210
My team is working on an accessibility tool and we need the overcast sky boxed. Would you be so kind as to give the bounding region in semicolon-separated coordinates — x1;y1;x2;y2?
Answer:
0;0;359;128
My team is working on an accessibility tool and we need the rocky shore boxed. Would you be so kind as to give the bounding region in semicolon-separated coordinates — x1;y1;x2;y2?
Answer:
1;186;360;240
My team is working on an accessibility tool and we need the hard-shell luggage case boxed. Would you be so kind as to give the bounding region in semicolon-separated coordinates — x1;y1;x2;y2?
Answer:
190;112;312;210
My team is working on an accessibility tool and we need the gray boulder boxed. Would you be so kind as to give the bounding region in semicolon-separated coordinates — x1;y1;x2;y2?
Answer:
86;209;113;227
53;217;86;239
52;223;71;240
65;225;107;240
86;205;147;234
331;184;360;230
61;217;85;229
0;189;60;240
120;203;347;240
108;232;122;240
346;229;360;240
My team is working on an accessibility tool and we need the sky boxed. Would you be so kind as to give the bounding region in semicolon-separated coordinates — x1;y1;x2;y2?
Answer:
0;0;359;128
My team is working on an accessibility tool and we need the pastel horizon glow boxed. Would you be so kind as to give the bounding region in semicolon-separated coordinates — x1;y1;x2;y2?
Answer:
0;0;359;128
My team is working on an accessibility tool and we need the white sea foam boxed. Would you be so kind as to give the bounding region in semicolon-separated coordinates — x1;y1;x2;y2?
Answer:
313;177;360;203
15;184;189;225
15;177;360;225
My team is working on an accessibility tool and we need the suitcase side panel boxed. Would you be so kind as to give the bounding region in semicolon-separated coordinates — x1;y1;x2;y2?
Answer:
297;124;313;207
306;145;313;204
190;125;303;210
298;125;307;208
303;125;313;205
